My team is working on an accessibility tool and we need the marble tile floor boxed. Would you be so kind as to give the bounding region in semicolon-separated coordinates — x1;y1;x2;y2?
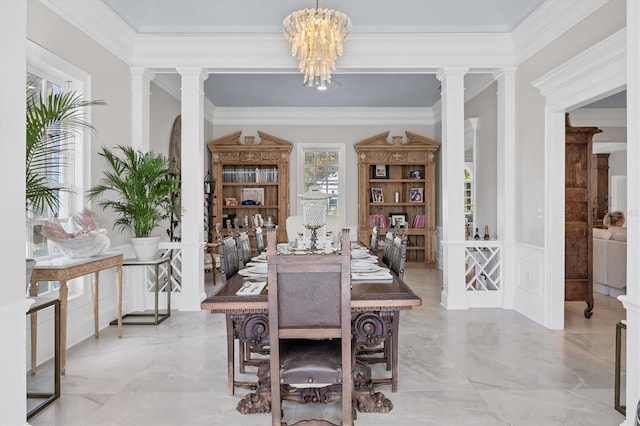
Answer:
28;268;627;425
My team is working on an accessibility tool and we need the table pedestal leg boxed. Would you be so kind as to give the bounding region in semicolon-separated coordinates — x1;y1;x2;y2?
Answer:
59;281;68;375
391;311;399;393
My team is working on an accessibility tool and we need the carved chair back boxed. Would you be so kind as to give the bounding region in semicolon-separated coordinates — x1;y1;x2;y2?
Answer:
217;232;240;284
389;232;407;280
253;226;265;254
370;226;380;255
235;231;252;268
381;230;395;267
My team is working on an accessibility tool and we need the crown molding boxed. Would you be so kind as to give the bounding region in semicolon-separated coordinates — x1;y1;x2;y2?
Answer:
512;0;610;65
211;107;434;126
532;29;626;111
39;0;136;64
570;108;627;127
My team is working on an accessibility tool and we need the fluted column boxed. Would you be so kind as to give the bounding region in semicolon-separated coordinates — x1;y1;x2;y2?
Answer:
177;67;207;311
494;68;516;309
437;67;469;310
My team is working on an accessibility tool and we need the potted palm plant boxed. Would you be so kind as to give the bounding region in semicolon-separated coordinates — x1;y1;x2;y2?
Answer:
25;89;105;287
87;145;179;260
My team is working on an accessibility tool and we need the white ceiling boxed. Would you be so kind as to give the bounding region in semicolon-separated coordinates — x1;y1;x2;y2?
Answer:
102;0;545;34
100;0;625;110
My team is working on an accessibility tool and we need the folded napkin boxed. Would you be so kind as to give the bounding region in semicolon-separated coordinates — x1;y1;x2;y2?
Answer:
236;281;267;296
351;271;393;281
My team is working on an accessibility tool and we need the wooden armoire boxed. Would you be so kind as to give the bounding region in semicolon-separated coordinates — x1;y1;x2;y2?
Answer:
565;113;601;318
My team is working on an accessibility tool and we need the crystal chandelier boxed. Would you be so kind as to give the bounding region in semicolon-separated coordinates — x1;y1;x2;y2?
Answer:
283;0;352;86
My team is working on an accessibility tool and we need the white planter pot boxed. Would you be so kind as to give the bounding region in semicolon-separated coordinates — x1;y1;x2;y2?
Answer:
131;236;161;261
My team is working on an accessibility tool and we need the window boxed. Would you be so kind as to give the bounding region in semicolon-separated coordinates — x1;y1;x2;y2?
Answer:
27;42;92;295
297;144;345;218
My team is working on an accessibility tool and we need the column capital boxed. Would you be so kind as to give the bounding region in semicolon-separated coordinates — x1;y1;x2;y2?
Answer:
436;67;469;82
130;67;155;81
176;67;208;82
492;66;516;81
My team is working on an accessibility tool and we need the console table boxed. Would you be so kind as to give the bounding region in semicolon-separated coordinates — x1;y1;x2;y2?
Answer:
29;252;123;375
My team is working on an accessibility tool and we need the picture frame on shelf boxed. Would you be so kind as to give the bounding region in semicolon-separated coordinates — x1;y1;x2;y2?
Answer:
225;197;238;206
372;164;389;179
390;213;408;227
371;187;384;203
409;187;424;203
242;187;264;205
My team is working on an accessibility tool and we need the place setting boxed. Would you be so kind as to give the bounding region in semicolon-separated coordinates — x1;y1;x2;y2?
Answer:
235;280;267;296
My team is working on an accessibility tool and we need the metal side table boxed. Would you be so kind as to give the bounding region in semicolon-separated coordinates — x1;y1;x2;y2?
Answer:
111;256;172;325
26;296;60;420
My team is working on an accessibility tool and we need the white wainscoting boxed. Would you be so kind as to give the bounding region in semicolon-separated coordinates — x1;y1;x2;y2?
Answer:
513;243;546;326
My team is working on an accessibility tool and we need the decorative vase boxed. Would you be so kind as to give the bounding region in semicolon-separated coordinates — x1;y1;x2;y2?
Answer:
131;236;161;261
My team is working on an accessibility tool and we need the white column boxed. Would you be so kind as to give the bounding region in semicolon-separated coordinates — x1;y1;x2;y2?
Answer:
621;1;640;424
438;67;469;310
130;67;154;151
177;68;207;311
0;2;30;424
494;68;516;309
129;68;155;313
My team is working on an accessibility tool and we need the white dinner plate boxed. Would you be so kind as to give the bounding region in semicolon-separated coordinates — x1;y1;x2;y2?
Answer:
351;263;382;273
351;250;370;259
248;264;267;274
238;268;267;278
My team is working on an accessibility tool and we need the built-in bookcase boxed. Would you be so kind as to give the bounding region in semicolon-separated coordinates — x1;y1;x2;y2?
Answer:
355;131;440;266
207;131;292;244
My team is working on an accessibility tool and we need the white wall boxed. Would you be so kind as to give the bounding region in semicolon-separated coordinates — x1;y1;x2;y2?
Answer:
514;0;626;247
25;0;134;367
465;82;498;237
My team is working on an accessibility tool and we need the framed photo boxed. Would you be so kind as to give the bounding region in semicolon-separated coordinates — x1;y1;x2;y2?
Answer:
242;188;264;205
372;164;389;179
371;187;384;203
409;187;424;203
225;197;238;206
390;213;408;227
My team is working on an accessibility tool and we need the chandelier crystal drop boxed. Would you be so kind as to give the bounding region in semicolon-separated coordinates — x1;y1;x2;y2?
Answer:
283;1;352;86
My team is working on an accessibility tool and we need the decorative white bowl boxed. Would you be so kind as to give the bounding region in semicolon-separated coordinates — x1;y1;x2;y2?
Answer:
51;230;111;258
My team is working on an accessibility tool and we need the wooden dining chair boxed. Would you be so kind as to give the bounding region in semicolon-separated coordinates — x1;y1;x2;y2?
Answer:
265;227;354;426
253;224;265;254
389;232;407;280
235;231;252;268
369;226;380;256
381;229;395;267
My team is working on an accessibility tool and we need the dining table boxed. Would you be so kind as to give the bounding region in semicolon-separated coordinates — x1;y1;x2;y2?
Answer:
200;243;422;414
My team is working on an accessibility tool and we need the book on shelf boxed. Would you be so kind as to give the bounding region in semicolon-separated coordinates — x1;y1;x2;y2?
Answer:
412;214;425;228
369;214;387;228
222;167;278;183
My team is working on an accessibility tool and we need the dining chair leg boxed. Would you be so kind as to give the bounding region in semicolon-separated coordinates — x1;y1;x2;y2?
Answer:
239;342;248;373
226;315;235;395
391;311;399;393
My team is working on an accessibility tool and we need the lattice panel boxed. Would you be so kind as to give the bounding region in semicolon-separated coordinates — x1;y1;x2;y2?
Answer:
465;245;501;291
153;248;182;293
